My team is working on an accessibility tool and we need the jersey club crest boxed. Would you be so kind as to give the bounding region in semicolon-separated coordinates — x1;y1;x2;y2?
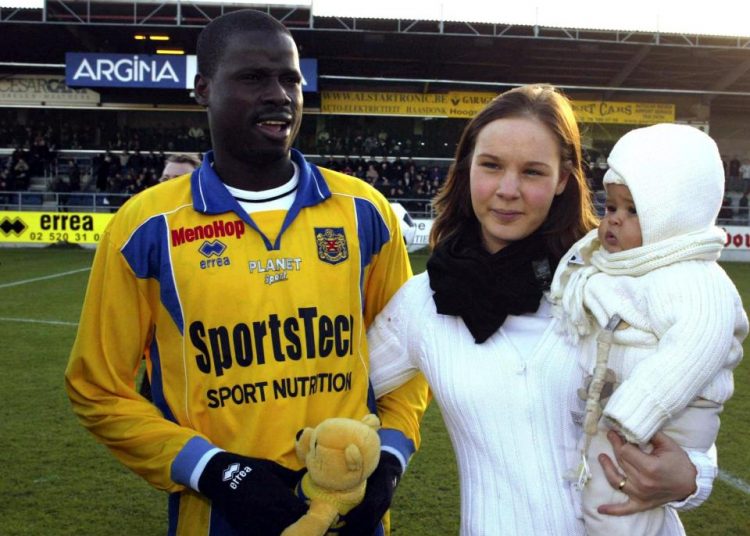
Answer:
315;227;348;265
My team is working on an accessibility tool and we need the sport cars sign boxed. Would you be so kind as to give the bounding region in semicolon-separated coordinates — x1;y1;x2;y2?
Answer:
66;53;193;89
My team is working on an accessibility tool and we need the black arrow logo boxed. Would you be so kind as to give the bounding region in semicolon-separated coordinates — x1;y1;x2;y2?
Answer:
0;217;27;236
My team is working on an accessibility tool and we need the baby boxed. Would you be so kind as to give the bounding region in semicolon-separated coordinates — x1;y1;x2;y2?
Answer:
551;123;748;535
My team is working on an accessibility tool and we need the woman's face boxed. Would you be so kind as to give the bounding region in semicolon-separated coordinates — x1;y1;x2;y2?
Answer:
469;116;569;254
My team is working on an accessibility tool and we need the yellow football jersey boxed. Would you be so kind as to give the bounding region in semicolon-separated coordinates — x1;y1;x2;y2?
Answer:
65;150;428;535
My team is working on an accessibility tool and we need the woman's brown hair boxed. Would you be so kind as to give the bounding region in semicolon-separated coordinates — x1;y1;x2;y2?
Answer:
430;84;598;261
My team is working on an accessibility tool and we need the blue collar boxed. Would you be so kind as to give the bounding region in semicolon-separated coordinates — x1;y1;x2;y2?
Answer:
190;149;331;250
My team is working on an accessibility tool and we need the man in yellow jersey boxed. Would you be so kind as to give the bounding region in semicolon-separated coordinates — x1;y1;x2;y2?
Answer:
65;9;428;536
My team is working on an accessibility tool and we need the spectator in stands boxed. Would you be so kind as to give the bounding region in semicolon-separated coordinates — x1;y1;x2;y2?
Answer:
366;84;714;535
365;162;380;184
107;171;124;194
52;173;73;211
128;131;141;151
128;149;144;172
0;119;11;146
105;151;122;180
159;153;201;182
68;161;81;192
187;124;207;151
69;130;82;150
728;155;741;184
726;155;741;191
424;165;437;181
363;133;378;154
739;190;749;224
108;131;125;150
143;150;160;172
123;172;144;195
381;160;396;183
0;166;13;206
30;133;51;176
353;163;366;180
378;128;389;146
740;159;750;192
65;10;427;536
118;149;130;170
0;167;8;192
316;128;331;154
93;152;109;192
718;195;734;224
11;154;30;190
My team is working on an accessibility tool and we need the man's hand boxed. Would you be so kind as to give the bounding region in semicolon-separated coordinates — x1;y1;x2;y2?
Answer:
338;451;403;536
597;430;697;516
198;452;307;536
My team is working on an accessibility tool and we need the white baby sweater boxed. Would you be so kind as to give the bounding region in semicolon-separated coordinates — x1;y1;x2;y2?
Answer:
368;272;710;536
578;260;747;443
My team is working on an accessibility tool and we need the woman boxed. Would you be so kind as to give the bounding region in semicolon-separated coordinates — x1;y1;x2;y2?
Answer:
368;85;715;535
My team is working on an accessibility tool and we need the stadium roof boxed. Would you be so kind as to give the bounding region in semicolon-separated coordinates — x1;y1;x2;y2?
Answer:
3;0;750;114
5;0;749;38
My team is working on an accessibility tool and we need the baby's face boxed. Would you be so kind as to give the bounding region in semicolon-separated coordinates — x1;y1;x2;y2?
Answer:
598;184;643;253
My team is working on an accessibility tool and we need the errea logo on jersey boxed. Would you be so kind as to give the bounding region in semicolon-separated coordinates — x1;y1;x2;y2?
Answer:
199;239;231;270
199;240;227;257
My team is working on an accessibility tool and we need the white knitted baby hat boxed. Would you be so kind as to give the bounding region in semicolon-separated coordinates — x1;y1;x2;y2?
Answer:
603;123;724;245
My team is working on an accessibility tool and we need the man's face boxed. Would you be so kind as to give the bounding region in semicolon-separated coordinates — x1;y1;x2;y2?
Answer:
195;30;303;167
160;161;196;182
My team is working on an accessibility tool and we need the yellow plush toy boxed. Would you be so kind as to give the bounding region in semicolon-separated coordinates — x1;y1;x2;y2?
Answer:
281;414;381;536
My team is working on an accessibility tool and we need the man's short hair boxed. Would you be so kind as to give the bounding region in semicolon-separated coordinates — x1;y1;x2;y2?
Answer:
197;9;292;78
165;153;202;168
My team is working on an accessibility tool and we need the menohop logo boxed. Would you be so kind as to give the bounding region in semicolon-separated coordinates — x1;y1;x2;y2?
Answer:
199;239;231;269
172;219;244;247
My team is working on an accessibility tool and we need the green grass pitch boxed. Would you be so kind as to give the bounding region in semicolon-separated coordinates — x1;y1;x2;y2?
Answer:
0;246;747;535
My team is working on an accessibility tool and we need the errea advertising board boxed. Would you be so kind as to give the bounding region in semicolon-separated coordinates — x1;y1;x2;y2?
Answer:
0;212;111;244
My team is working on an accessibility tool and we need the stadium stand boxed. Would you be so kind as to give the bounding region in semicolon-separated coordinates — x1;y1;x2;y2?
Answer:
2;0;750;223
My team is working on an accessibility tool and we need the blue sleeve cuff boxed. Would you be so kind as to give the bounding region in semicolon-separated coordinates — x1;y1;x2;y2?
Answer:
379;428;415;473
171;436;221;490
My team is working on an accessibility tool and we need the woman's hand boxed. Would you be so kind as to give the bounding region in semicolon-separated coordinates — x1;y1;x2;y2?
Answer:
597;430;697;515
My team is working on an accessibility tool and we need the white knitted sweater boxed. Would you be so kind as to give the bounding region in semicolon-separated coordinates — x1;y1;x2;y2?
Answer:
368;273;712;536
550;123;747;444
568;259;747;444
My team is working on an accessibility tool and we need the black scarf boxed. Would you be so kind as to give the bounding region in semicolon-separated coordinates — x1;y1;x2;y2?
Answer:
427;228;556;344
